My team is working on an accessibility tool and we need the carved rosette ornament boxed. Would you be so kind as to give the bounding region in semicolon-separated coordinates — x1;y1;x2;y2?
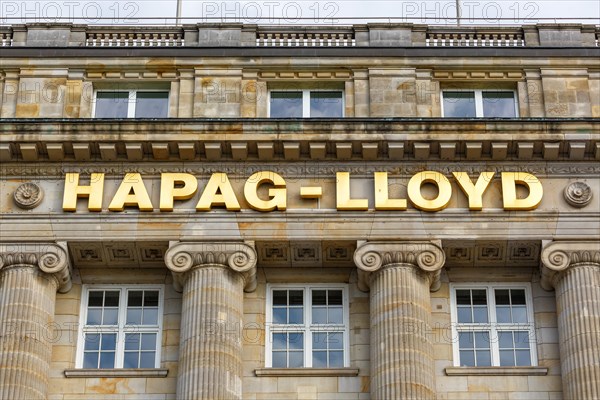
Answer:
0;242;71;292
13;182;44;209
540;241;600;290
354;241;446;292
564;182;593;208
164;242;257;292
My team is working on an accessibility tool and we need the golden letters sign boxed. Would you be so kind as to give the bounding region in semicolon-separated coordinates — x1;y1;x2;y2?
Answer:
62;171;543;213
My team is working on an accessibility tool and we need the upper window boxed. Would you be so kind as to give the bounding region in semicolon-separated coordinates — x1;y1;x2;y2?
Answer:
76;286;163;369
269;90;344;118
442;90;518;117
450;284;537;367
94;90;169;118
266;285;349;368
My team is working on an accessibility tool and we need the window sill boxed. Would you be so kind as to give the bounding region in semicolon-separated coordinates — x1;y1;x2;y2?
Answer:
64;368;169;378
445;366;548;376
255;368;359;377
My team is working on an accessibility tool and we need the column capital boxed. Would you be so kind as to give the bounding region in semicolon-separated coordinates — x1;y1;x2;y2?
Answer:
354;241;445;292
540;240;600;290
164;241;257;292
0;242;71;292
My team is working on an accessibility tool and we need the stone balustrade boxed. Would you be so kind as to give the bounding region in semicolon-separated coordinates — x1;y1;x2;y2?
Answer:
3;23;599;47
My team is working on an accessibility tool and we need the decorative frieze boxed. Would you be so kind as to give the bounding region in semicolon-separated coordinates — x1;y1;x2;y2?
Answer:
164;241;257;292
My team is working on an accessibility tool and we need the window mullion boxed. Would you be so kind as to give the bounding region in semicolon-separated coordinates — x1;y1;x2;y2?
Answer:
488;285;501;366
475;90;484;117
115;288;126;368
303;90;310;117
128;90;136;118
305;288;311;367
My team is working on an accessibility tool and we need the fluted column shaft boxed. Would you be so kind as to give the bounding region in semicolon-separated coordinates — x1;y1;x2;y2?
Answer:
164;242;257;400
541;241;600;400
0;243;71;400
370;263;436;399
554;264;600;399
178;265;244;400
354;241;445;400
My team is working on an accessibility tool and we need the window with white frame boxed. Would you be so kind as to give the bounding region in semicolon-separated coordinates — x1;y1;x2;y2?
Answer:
93;90;169;118
77;286;163;369
269;90;344;118
441;89;518;118
266;285;349;368
450;284;537;367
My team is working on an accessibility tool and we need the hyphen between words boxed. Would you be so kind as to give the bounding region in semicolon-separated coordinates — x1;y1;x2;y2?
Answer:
62;171;543;212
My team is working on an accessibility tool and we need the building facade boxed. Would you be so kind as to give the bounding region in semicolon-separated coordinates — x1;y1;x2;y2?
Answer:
0;23;599;400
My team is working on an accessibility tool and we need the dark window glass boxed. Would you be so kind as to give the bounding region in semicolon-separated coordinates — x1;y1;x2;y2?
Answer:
443;91;476;117
310;91;343;117
95;92;129;118
135;92;169;118
270;92;303;117
482;92;516;117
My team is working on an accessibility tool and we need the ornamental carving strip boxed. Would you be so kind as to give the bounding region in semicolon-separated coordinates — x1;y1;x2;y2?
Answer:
164;242;258;292
0;243;72;292
353;241;446;292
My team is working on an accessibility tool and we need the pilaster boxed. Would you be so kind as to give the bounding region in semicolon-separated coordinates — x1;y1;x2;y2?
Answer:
0;243;71;400
354;241;445;400
541;240;600;400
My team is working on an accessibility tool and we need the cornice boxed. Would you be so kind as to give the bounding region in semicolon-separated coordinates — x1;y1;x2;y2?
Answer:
540;240;600;290
164;241;257;292
0;242;72;292
353;241;446;292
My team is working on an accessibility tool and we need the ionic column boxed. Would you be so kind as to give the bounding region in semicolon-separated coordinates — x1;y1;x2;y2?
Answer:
165;242;257;400
0;243;71;399
541;241;600;400
354;241;445;400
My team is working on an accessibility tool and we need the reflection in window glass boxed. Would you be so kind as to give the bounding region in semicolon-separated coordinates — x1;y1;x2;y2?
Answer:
310;91;343;117
95;92;129;118
135;92;169;118
270;92;303;117
482;92;516;117
443;92;476;117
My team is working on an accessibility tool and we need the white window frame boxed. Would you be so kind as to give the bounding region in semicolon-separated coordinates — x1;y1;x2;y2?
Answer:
265;284;350;368
440;89;519;117
449;283;538;367
76;285;164;369
267;89;345;118
92;89;170;118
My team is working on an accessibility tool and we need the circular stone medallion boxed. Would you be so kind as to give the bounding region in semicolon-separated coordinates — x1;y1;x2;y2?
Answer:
13;182;44;209
563;181;593;208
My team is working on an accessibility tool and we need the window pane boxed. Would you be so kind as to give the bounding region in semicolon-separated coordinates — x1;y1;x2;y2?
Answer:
289;333;304;350
515;350;531;366
126;308;142;325
500;350;515;366
476;350;491;366
86;308;102;325
289;351;304;367
313;351;327;367
511;290;526;305
143;308;159;325
310;91;343;117
328;290;343;306
499;331;514;349
83;352;99;368
312;290;327;306
144;291;159;307
472;290;487;305
270;92;302;118
128;291;143;307
103;308;119;325
104;291;120;307
514;331;531;347
512;306;528;323
482;92;516;117
456;290;471;305
101;334;117;351
88;291;104;307
289;291;303;306
457;307;472;323
84;334;100;350
95;92;128;118
329;351;344;367
272;333;286;350
272;351;286;368
313;333;327;350
443;91;476;117
496;306;511;323
99;352;115;369
124;352;139;368
141;333;156;350
288;308;303;324
458;332;472;349
473;306;488;323
273;308;286;324
135;92;169;118
140;352;156;368
312;307;327;324
125;333;140;351
495;289;510;305
328;307;343;324
329;333;343;349
459;350;475;366
273;291;287;306
474;332;489;348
